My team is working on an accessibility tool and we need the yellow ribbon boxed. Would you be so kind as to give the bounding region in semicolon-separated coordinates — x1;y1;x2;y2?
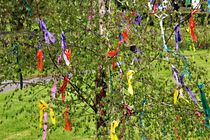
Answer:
50;108;56;125
174;89;179;104
127;70;134;95
39;100;48;128
110;120;119;140
39;101;56;128
174;88;189;105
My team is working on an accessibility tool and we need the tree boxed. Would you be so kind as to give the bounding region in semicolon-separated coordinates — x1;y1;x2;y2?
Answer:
0;0;210;139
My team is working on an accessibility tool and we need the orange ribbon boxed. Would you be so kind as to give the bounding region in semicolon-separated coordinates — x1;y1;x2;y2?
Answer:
63;108;72;131
37;49;43;71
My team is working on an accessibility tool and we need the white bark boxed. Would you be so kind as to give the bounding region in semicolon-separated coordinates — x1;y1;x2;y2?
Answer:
98;0;106;36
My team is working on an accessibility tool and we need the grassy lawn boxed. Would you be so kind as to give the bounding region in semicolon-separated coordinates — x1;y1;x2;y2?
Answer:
0;85;95;140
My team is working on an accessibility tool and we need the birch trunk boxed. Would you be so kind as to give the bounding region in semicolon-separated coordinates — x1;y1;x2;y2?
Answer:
99;0;106;36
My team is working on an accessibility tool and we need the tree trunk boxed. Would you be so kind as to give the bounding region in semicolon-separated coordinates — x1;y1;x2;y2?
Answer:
98;0;106;36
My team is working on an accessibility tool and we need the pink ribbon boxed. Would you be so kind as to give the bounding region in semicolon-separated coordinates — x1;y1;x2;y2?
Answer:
51;80;57;100
42;112;47;140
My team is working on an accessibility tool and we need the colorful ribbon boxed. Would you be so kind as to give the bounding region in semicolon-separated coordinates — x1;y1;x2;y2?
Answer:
37;49;43;71
12;44;23;89
61;33;71;66
122;28;129;44
57;54;62;64
39;100;48;128
39;20;56;44
127;70;134;95
65;48;72;61
173;89;179;104
49;108;56;125
180;75;198;105
153;3;158;14
197;83;210;128
63;53;70;66
23;0;32;16
107;28;129;58
51;80;57;100
134;12;141;25
110;120;119;140
189;11;197;43
107;47;120;58
61;32;67;52
59;76;69;102
174;24;181;51
63;108;72;131
172;65;192;104
120;104;132;140
42;112;47;140
185;0;191;7
39;101;56;128
192;0;200;9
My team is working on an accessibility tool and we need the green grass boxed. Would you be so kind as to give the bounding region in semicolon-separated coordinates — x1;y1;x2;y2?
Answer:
0;85;95;140
153;49;210;78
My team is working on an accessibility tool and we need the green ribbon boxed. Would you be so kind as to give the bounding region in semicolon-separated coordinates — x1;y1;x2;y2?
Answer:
23;0;33;16
185;0;191;7
197;83;210;128
12;44;23;89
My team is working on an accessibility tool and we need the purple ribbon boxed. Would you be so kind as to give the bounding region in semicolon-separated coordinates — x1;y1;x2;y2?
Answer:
180;75;184;87
172;65;179;86
42;112;47;140
174;24;181;51
39;20;56;44
180;72;198;105
134;12;141;25
61;32;66;52
185;86;198;105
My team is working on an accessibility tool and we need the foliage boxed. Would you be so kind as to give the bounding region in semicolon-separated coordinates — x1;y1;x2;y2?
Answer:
0;0;210;139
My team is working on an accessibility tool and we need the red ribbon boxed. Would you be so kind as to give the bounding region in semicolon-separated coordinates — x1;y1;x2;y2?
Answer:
107;47;120;58
174;128;180;140
122;29;128;43
107;29;128;58
189;10;198;42
63;108;72;131
59;76;69;102
195;111;205;128
153;3;158;15
37;49;43;71
112;61;117;70
120;104;133;140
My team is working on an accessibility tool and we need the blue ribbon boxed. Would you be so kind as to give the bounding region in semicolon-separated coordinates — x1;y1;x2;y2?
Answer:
61;32;67;52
